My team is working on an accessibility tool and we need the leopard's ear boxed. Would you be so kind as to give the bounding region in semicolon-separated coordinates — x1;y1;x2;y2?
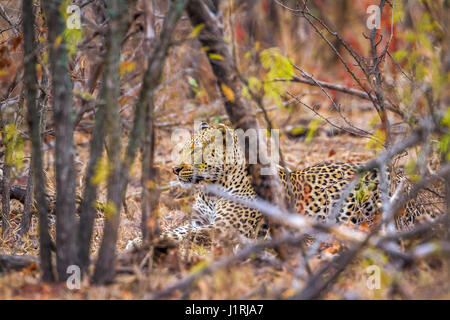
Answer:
214;123;227;132
215;123;233;133
213;123;228;139
214;123;233;143
200;122;209;131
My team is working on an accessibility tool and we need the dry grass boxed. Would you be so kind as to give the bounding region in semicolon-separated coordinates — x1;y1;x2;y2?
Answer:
0;0;448;300
1;106;448;299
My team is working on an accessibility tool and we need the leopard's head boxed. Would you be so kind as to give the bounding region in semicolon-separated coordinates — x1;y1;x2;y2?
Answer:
172;122;244;185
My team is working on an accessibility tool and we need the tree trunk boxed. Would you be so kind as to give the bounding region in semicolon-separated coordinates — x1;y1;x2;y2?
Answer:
92;0;128;284
186;0;284;200
22;0;55;282
0;82;11;240
140;0;161;245
20;71;48;237
19;168;33;237
93;0;188;284
41;0;77;282
76;6;109;275
185;0;288;256
141;98;160;244
1;148;11;239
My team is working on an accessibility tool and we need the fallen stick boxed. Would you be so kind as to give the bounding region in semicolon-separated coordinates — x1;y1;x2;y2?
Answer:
0;179;27;203
0;254;39;272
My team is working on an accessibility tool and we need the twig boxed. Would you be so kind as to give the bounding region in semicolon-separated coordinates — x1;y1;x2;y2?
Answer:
0;3;20;35
273;75;404;117
293;66;373;137
145;235;306;299
286;90;378;141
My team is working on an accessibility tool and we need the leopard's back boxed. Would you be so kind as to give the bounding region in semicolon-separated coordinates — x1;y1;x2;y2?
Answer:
281;161;442;230
283;162;382;227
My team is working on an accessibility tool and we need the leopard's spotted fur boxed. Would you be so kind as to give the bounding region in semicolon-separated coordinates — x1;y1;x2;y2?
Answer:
126;123;441;250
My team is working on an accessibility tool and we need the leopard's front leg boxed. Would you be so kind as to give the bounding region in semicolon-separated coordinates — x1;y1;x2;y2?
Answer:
126;197;263;250
125;223;217;250
160;223;220;247
161;199;263;246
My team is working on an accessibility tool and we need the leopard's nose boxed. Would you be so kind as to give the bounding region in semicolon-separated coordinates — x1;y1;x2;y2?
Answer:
172;166;182;175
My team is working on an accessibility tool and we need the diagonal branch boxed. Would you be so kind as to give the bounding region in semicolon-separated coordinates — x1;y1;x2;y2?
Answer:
274;75;404;118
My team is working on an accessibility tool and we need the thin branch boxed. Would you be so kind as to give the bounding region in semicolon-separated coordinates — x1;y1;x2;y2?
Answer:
145;235;306;299
273;75;404;117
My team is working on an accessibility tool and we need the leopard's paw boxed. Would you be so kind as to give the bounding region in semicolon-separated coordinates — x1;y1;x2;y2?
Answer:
125;237;142;251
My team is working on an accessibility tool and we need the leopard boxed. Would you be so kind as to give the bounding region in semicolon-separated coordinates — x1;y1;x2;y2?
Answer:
126;122;441;250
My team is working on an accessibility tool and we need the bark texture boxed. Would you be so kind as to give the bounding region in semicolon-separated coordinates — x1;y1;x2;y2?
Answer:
23;0;55;282
41;0;77;282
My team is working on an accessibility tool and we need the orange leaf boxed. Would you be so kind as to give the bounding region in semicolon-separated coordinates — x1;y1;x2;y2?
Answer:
220;83;235;102
54;35;63;48
119;60;136;76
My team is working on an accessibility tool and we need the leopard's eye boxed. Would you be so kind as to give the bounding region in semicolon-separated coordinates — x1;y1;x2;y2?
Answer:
197;163;206;170
200;122;209;131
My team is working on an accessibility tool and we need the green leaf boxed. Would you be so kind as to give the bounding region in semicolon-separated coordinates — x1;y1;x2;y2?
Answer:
74;90;95;101
393;50;408;62
248;76;261;93
441;107;450;127
305;119;321;143
91;157;110;185
289;126;305;136
188;76;198;88
242;85;251;100
259;47;294;107
405;159;420;182
103;201;117;220
189;23;205;39
189;260;208;274
438;134;450;161
366;129;386;151
208;53;224;60
3;123;24;168
64;28;82;57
